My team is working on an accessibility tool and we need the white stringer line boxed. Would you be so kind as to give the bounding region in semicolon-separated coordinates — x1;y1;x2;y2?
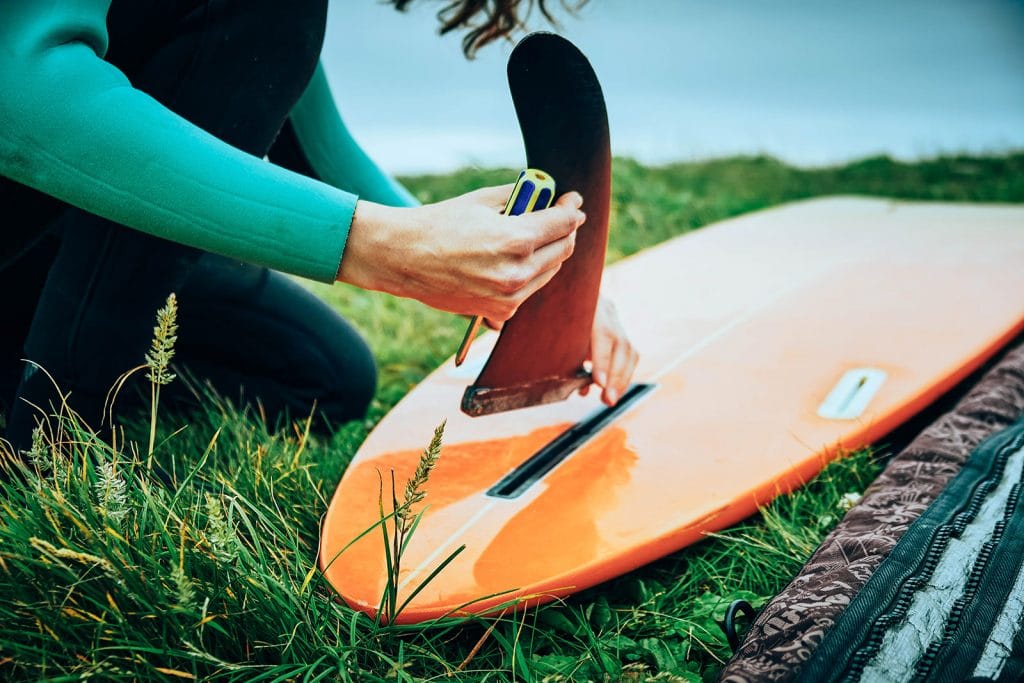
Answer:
398;499;498;591
651;266;828;383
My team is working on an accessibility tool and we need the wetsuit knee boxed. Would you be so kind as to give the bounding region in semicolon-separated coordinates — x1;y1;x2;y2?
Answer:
169;261;378;433
315;334;377;428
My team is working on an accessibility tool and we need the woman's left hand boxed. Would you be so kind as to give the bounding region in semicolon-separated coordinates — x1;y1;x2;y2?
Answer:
584;296;638;406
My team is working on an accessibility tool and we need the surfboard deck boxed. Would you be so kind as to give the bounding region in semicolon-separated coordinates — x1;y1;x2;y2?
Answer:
320;197;1024;623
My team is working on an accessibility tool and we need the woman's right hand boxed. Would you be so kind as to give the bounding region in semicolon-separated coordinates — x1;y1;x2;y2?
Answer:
336;186;586;322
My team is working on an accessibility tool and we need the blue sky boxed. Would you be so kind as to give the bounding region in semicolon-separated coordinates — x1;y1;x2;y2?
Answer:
321;0;1024;174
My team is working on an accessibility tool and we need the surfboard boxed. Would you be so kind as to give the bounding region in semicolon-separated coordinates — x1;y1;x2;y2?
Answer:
320;197;1024;624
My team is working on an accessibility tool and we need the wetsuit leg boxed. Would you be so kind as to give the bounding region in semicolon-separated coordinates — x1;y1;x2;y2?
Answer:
171;254;377;430
4;0;373;449
0;234;59;423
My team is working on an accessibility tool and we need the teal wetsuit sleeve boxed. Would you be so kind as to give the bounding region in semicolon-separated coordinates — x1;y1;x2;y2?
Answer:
289;63;420;208
0;1;356;282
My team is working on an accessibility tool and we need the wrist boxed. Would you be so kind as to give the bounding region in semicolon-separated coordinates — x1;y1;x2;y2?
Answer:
336;200;409;292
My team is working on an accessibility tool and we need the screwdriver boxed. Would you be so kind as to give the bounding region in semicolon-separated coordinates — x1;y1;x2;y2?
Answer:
454;168;556;366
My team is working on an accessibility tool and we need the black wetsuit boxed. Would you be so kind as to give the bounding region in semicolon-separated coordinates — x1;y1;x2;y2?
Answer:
1;0;380;449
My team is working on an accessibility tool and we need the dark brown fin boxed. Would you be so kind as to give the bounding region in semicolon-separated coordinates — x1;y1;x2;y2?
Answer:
462;33;611;417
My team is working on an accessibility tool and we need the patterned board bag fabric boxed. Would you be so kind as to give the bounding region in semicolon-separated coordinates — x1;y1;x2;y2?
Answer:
720;339;1024;683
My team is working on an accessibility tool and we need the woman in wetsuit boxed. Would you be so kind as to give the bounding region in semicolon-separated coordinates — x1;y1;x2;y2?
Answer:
0;0;637;450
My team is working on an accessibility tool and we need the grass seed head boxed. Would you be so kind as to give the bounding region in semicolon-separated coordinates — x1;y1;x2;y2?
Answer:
204;493;238;563
94;461;130;530
399;420;445;523
171;561;196;612
24;426;49;472
145;292;179;386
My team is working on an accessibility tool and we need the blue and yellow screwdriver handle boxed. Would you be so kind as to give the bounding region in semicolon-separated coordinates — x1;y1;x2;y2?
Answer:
455;168;557;367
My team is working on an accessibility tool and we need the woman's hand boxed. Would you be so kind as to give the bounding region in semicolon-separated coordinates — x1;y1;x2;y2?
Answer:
584;296;638;406
486;295;638;404
337;186;586;322
338;185;634;404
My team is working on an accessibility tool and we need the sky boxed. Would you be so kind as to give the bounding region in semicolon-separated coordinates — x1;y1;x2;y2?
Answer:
321;0;1024;174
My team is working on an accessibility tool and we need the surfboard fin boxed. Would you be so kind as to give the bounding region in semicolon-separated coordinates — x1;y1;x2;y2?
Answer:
461;33;611;417
462;371;592;417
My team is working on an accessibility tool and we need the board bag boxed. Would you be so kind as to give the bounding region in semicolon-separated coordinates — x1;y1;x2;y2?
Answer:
721;338;1024;682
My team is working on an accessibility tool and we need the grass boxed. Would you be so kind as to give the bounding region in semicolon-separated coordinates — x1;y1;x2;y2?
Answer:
1;152;1022;681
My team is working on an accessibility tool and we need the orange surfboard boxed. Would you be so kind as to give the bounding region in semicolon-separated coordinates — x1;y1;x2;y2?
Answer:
320;197;1024;623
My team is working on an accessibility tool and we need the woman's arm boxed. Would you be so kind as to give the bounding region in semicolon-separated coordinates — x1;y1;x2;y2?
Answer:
0;1;355;282
0;0;615;371
281;63;419;208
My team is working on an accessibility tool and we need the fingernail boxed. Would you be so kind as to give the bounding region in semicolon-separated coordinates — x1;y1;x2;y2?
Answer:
576;210;586;226
594;370;606;386
607;389;618;404
572;193;583;209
